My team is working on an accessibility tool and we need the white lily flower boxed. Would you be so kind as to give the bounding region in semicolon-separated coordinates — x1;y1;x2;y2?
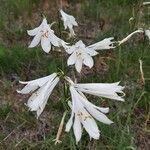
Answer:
145;30;150;41
67;40;98;73
65;76;125;101
74;82;125;101
27;18;68;53
17;73;59;118
88;37;116;50
65;85;113;144
118;29;144;45
60;9;78;37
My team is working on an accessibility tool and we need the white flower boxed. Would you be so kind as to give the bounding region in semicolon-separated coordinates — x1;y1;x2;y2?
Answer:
27;18;68;53
67;40;98;73
17;73;59;118
65;85;113;144
88;37;116;50
74;82;125;101
145;30;150;41
60;9;78;37
118;29;144;45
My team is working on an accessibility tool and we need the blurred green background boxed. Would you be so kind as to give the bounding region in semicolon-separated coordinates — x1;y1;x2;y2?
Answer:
0;0;149;150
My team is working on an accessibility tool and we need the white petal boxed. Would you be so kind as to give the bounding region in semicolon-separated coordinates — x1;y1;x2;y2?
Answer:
85;105;113;124
88;37;115;50
76;40;85;48
86;48;98;56
145;30;150;40
83;54;94;68
28;32;42;48
73;115;82;143
66;45;76;54
41;37;51;53
69;27;76;37
78;88;124;101
65;115;73;132
67;52;77;66
17;84;38;94
82;116;100;139
42;18;48;26
65;101;74;132
78;91;109;114
75;57;83;73
27;26;41;36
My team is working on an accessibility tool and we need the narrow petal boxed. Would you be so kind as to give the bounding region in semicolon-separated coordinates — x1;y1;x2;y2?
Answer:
69;27;76;37
145;30;150;40
83;54;94;68
86;48;98;56
75;57;82;73
27;26;41;36
82;116;100;139
65;101;74;132
77;88;124;101
48;31;60;47
73;115;82;143
17;84;38;94
66;45;76;54
28;32;42;48
41;37;51;53
65;115;74;132
85;105;113;124
78;91;109;114
67;52;77;66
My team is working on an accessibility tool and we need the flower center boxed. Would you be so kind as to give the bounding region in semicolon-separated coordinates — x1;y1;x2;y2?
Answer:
77;111;91;121
76;50;82;57
41;30;49;38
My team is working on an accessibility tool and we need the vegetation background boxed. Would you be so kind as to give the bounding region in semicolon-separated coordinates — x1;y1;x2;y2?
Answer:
0;0;149;149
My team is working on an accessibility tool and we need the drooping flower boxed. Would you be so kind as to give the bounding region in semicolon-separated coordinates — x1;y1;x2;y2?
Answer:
60;9;78;37
27;18;68;53
65;85;113;143
118;29;144;45
17;73;59;118
74;82;125;101
67;40;98;73
88;37;116;50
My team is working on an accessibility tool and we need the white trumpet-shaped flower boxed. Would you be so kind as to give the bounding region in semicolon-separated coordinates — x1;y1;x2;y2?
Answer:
74;82;125;101
145;30;150;41
65;85;113;143
27;18;68;53
60;9;78;37
118;29;144;45
17;73;59;118
88;37;116;50
67;40;98;73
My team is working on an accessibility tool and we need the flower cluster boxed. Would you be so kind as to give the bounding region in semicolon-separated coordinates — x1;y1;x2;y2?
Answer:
18;6;149;144
18;73;124;143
